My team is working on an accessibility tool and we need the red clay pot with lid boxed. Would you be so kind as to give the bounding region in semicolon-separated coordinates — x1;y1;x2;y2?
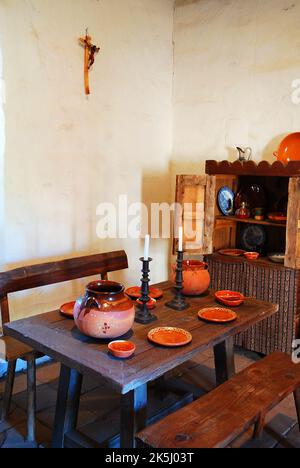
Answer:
171;260;211;296
74;280;135;339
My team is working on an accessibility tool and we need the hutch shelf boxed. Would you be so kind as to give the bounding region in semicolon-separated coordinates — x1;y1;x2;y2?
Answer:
174;160;300;354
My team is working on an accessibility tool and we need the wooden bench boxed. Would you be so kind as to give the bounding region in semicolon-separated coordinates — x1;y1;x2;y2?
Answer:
0;250;128;445
136;352;300;448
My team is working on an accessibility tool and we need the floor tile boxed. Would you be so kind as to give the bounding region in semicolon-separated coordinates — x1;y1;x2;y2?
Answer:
279;424;300;448
12;383;58;413
36;362;60;385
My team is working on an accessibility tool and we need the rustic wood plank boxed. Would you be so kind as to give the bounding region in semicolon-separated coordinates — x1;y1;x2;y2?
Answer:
285;178;300;269
0;250;128;295
173;175;208;254
136;352;300;449
205;160;300;177
203;175;216;254
0;295;10;325
4;282;278;395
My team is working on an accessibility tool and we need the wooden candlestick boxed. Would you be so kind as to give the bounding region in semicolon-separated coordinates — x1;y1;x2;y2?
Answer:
166;250;189;311
135;258;157;324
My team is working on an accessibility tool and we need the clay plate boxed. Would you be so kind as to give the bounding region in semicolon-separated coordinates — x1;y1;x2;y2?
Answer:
125;286;163;300
268;213;287;223
148;327;192;347
215;290;245;307
218;249;245;257
136;297;156;310
60;301;76;318
108;340;136;359
198;307;238;324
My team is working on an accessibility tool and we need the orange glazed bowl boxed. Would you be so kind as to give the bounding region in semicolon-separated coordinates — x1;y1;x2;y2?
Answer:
108;340;136;359
172;260;210;296
273;133;300;163
244;252;260;261
215;290;245;307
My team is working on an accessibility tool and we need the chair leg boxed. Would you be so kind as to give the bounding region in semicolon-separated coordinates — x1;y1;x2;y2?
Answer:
294;388;300;428
253;414;265;439
26;355;36;444
1;360;16;422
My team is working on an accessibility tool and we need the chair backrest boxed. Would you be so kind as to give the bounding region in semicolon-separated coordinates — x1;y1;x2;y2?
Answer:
0;250;128;324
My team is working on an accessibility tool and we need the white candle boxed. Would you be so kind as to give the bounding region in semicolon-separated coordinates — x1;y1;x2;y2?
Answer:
144;234;150;260
179;226;183;252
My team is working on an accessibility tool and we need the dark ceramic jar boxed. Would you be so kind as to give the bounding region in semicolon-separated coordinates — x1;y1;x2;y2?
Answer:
74;281;135;339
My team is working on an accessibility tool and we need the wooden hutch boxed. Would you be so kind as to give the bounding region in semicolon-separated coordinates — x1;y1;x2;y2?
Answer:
174;160;300;355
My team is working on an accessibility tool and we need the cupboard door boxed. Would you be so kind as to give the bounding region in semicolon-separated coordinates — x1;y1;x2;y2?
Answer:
213;175;238;251
173;175;216;254
285;177;300;269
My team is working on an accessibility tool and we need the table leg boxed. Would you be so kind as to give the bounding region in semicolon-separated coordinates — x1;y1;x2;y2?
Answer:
214;338;235;386
120;384;147;448
294;388;300;428
26;355;36;444
51;365;83;448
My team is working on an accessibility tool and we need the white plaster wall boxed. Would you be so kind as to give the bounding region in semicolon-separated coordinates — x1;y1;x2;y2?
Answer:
172;0;300;175
0;46;4;267
0;0;174;319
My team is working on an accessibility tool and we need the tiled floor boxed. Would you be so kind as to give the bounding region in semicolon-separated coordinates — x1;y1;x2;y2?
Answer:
0;348;299;448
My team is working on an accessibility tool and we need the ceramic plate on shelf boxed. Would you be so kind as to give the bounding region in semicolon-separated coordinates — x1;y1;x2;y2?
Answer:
125;286;163;300
217;186;235;216
268;252;285;264
148;327;192;347
268;213;287;223
218;249;246;257
240;225;266;252
60;301;76;318
198;307;238;324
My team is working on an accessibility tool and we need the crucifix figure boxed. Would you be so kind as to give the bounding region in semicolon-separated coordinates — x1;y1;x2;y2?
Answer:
79;29;100;95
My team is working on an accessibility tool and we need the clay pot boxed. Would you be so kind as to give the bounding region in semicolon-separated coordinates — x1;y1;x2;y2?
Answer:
171;260;210;296
273;133;300;163
74;281;135;339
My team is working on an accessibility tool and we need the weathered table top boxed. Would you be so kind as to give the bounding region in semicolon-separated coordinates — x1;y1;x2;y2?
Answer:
4;281;278;394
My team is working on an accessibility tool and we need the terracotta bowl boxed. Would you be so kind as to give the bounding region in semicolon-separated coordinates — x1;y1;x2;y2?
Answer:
108;340;136;359
171;260;210;296
215;290;245;307
244;252;260;261
273;132;300;163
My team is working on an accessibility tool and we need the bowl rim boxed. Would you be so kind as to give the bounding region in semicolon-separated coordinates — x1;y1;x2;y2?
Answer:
108;340;136;353
86;280;125;295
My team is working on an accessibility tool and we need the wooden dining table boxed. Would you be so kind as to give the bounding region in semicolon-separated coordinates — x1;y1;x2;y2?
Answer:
4;281;278;448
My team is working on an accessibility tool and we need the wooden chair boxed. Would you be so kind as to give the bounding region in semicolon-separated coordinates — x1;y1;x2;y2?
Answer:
136;352;300;448
0;250;128;446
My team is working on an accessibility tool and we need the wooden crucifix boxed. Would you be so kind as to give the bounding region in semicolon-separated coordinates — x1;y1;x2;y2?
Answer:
79;29;100;95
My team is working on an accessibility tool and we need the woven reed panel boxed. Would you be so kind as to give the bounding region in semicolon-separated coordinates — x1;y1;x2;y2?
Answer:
206;255;299;355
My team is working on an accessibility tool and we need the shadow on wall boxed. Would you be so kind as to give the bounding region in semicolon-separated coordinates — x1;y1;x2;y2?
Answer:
0;45;5;268
141;168;172;282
